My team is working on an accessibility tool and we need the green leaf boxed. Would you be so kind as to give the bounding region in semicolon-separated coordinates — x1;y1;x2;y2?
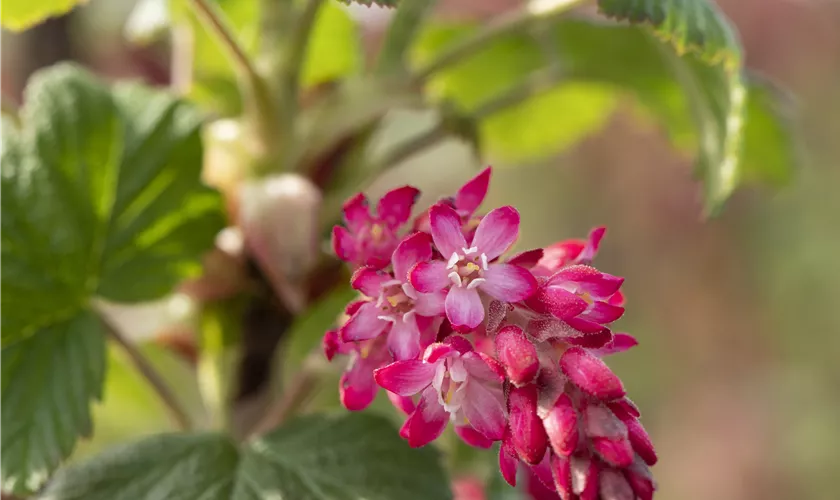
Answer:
597;0;741;68
0;0;85;31
42;433;239;500
43;413;453;499
1;310;106;495
1;64;223;493
177;0;361;116
412;24;618;163
555;17;794;213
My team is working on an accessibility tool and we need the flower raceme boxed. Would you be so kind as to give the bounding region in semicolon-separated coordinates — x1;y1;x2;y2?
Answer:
325;167;657;499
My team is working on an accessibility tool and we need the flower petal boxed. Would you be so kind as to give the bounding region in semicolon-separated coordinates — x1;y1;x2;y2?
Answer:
532;286;588;320
340;358;377;411
423;342;460;363
549;265;624;298
560;347;625;400
499;433;519;487
377;186;420;229
374;359;436;396
429;203;468;258
340;302;389;342
462;351;505;383
481;264;537;303
527;452;554;491
593;436;635;467
410;261;450;293
592;333;638;357
543;393;579;457
578;226;606;263
388;317;422;360
412;289;446;317
599;469;635;500
455;167;491;216
550;453;572;499
446;286;485;331
472;206;520;261
342;193;371;232
387;390;417;416
331;226;357;263
508;384;548;464
461;380;507;441
580;301;625;324
405;386;449;447
350;266;389;297
506;248;544;268
392;232;433;281
538;240;585;272
495;325;539;386
455;424;494;449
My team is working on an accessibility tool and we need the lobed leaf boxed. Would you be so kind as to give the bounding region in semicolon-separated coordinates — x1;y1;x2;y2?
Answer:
1;64;224;494
42;413;453;500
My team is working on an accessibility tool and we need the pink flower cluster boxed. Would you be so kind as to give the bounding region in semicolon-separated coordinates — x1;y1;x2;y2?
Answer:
324;168;657;499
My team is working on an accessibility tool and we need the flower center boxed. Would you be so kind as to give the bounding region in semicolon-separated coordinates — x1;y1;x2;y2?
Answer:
376;281;418;320
434;358;468;413
446;247;489;289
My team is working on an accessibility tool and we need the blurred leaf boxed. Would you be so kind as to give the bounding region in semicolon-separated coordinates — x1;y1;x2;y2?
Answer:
597;0;740;68
412;25;618;163
44;413;452;499
0;0;85;31
176;0;361;116
556;18;794;212
0;64;222;493
1;310;105;495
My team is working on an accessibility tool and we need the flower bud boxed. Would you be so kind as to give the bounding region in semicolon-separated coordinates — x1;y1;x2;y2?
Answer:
508;385;548;464
239;173;322;313
560;347;625;401
495;325;539;386
543;393;579;457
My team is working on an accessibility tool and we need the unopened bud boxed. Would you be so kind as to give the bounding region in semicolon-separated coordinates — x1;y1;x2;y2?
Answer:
239;174;322;312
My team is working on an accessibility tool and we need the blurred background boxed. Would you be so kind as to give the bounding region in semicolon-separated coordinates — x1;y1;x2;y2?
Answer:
3;1;840;499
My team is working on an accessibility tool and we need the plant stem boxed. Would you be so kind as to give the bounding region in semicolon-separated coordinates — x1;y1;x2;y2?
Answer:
376;0;439;75
101;316;192;431
247;349;325;437
413;0;587;81
188;0;279;166
188;0;261;87
278;0;326;158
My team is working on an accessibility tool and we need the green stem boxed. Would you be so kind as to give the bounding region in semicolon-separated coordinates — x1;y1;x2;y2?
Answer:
278;0;327;158
376;0;439;75
101;315;192;431
413;0;587;81
187;0;278;165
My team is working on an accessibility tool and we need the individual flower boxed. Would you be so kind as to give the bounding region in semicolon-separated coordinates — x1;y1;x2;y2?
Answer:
410;204;537;331
375;336;507;447
332;185;420;269
340;232;446;360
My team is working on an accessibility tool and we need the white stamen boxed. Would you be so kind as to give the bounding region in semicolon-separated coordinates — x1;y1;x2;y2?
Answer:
377;315;397;323
449;359;468;382
480;253;489;271
402;310;416;324
382;279;402;287
447;252;461;269
466;277;486;290
462;246;479;255
401;282;418;300
448;271;462;287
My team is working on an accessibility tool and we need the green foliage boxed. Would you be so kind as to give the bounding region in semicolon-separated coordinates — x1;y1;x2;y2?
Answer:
1;310;106;495
42;413;453;499
413;25;618;163
0;0;84;31
597;0;741;68
413;8;794;213
178;0;362;116
0;64;223;494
